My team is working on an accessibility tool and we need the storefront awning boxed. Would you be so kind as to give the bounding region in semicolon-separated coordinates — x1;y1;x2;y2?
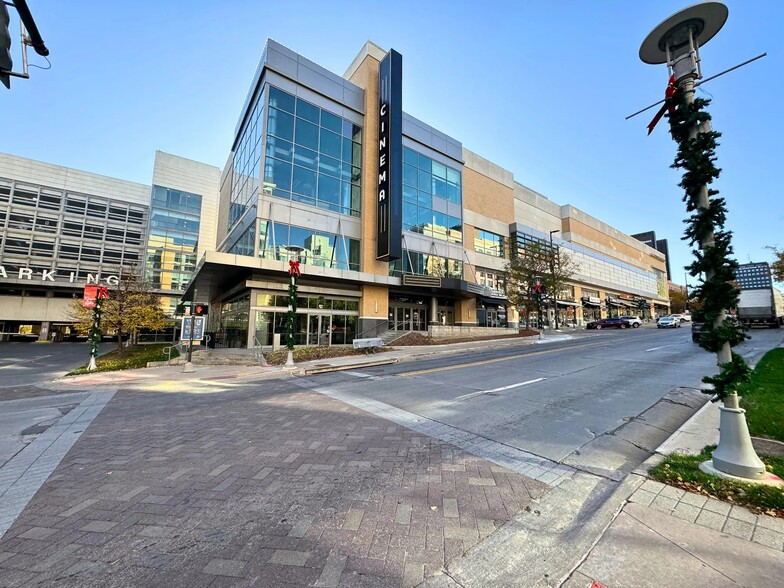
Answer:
581;297;601;307
556;300;579;307
478;296;508;306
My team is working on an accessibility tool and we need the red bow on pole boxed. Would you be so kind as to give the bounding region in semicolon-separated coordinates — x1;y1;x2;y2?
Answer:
289;260;301;276
646;74;678;136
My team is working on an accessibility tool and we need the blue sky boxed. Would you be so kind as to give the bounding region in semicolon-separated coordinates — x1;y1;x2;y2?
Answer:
2;1;781;286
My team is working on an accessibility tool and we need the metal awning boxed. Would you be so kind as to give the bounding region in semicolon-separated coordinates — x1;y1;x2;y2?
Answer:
581;298;601;307
478;296;508;306
556;300;579;307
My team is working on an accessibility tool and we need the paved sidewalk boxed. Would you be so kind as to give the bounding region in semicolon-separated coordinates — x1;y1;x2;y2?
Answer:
562;393;784;587
0;378;547;586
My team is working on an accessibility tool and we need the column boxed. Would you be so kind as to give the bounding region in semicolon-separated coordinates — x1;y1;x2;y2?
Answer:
429;296;438;326
37;321;51;342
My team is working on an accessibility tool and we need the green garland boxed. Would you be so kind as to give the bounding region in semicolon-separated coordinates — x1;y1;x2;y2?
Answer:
88;297;104;360
667;89;750;400
286;279;297;350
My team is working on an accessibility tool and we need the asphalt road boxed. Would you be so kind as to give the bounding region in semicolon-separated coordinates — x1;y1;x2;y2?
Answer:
298;326;784;479
0;342;92;390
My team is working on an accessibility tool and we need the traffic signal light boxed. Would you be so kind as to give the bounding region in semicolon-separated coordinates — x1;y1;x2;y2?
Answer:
0;4;12;89
194;303;209;316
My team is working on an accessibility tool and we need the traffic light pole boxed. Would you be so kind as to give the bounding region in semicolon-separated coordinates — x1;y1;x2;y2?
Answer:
184;288;197;373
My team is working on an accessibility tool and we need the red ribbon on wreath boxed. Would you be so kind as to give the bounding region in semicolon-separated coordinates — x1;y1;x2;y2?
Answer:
289;260;301;276
647;74;678;136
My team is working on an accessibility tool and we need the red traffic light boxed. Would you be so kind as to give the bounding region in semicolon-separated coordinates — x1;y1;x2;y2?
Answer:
194;304;209;316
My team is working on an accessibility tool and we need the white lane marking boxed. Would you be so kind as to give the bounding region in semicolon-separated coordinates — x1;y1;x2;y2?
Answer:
645;344;681;352
0;355;54;370
454;378;547;401
343;371;387;381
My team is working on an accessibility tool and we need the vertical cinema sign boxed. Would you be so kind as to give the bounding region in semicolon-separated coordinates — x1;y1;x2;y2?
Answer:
376;49;403;261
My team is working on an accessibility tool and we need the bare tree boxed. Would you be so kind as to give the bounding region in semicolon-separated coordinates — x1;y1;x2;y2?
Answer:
505;240;579;329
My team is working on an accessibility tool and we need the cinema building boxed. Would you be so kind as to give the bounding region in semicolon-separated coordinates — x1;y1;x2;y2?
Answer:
0;40;669;345
181;40;669;348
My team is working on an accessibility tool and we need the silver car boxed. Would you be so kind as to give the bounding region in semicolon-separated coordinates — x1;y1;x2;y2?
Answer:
657;316;681;328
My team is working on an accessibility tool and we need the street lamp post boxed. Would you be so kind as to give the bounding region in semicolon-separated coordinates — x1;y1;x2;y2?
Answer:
549;230;560;330
640;2;768;481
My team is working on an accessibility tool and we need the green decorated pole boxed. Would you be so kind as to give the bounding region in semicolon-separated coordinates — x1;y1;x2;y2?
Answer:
641;2;765;480
86;286;108;371
284;253;302;368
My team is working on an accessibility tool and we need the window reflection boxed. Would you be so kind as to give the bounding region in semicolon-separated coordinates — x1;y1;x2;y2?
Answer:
258;221;360;271
263;86;362;218
402;147;462;244
389;252;463;279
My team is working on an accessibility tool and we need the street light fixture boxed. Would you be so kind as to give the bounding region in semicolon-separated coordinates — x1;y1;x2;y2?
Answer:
549;230;560;330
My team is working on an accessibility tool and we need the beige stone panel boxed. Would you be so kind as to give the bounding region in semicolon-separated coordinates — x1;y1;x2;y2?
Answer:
463;225;477;252
359;284;389;318
564;218;667;274
454;299;476;325
346;53;390;279
0;296;73;322
464;167;515;224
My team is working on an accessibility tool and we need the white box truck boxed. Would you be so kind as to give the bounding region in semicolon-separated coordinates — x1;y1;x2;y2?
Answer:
735;262;783;328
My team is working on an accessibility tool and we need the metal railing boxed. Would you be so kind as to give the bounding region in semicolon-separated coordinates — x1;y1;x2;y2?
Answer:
162;345;180;365
252;336;268;367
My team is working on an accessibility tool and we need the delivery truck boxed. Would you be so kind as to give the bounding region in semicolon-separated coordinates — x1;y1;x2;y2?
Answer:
735;262;783;328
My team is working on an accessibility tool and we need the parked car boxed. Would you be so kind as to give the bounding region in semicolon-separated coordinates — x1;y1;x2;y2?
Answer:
657;316;681;328
587;318;629;330
670;313;691;323
619;315;643;328
691;320;703;342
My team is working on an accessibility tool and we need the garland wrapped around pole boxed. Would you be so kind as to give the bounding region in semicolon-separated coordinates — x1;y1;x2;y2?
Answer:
284;258;301;368
666;79;765;480
86;286;108;371
666;89;750;398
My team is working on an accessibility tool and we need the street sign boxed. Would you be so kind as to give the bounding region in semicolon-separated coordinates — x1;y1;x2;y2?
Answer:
181;316;205;342
82;285;109;308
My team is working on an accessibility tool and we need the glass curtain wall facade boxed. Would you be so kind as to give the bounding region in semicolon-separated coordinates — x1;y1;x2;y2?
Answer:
230;89;265;230
146;186;202;304
401;147;461;242
258;221;359;271
475;230;505;257
263;86;362;218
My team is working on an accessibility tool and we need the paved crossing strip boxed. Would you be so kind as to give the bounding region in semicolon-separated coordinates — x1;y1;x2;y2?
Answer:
301;382;575;488
0;388;117;539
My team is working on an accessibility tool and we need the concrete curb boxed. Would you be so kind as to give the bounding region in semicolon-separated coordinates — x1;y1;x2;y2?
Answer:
419;473;645;588
302;358;398;375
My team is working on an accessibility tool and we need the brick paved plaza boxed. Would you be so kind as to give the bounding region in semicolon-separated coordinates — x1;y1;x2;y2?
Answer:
0;381;547;587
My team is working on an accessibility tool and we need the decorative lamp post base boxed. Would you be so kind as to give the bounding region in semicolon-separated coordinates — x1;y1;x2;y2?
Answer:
707;394;766;480
284;350;296;369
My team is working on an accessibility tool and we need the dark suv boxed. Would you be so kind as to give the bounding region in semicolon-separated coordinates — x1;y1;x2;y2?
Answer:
691;321;704;342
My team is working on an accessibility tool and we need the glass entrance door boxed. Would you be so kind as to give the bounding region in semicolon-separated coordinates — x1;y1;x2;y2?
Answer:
486;309;498;327
308;314;331;346
390;305;429;331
